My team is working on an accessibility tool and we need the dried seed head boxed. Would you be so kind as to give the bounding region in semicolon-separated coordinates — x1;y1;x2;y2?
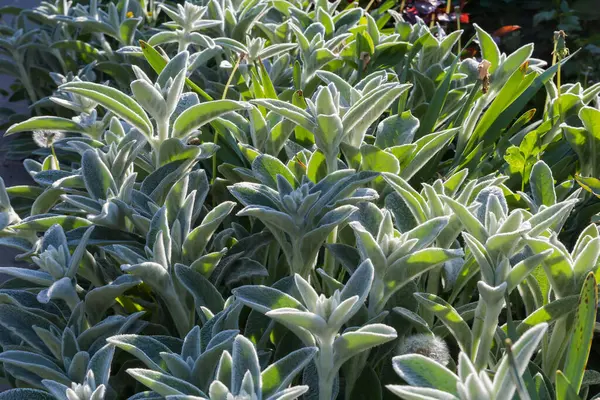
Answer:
478;60;492;94
33;130;65;148
398;334;450;366
553;30;569;60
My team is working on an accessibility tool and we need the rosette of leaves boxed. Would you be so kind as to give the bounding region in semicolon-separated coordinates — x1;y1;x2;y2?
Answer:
253;76;411;172
108;176;237;336
0;293;147;397
148;2;221;52
229;158;378;277
343;206;464;317
109;325;316;400
234;260;397;400
0;224;95;311
203;0;269;43
416;185;578;369
51;0;142;48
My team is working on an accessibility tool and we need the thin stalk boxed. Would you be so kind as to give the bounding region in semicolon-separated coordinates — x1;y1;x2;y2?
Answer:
211;53;243;184
399;0;406;12
455;6;462;53
50;145;60;171
364;0;376;13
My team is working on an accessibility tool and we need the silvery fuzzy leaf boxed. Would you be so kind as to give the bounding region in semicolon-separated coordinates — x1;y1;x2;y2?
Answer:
0;268;54;286
491;323;548;398
375;111;420;149
229;182;283;210
67;350;90;382
252;154;298;189
302;360;339;400
230;335;261;396
191;329;238;389
172;100;250;139
88;344;116;386
175;264;224;314
234;285;306;315
128;391;163;400
182;201;235;262
157;51;189;88
224;258;269;287
127;368;207;398
333;323;397;368
84;275;142;324
42;224;69;260
82;150;117;201
301;205;358;253
37;277;79;308
0;389;56;399
131;79;167;120
42;379;71;400
108;334;174;372
0;350;71;385
400;128;458;181
261;346;317;399
340;259;374;310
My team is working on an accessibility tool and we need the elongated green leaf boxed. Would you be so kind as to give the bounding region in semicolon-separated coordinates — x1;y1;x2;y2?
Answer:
6;117;86;136
172;100;250;139
562;273;597;394
390;354;459;395
414;293;472;355
60;82;153;137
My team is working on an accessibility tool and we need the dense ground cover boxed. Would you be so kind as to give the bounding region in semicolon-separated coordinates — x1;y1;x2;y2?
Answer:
0;0;600;399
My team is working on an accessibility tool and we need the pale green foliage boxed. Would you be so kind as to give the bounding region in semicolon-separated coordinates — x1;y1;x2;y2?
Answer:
0;0;598;399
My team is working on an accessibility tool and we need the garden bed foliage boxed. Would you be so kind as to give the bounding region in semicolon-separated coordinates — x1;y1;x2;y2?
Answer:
0;0;600;399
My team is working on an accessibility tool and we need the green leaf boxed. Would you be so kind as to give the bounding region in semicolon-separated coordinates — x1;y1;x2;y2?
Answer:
474;23;500;73
414;293;472;355
139;41;212;101
60;82;153;137
233;285;306;314
562;273;598;394
12;215;92;231
390;354;459;395
530;160;556;207
172;100;250;139
81;150;117;200
108;335;173;372
6;117;86;136
182;201;236;261
127;368;207;397
516;295;579;335
333;324;397;368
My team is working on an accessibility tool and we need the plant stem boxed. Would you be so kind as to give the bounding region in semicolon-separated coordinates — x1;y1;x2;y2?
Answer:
211;53;244;184
157;119;169;143
317;338;336;400
50;145;60;171
455;6;461;53
365;0;376;13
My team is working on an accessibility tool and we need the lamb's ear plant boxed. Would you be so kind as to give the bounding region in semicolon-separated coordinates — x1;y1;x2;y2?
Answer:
234;260;397;400
2;0;600;399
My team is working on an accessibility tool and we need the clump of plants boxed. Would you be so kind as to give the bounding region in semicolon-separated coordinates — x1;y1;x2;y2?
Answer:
0;0;599;399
